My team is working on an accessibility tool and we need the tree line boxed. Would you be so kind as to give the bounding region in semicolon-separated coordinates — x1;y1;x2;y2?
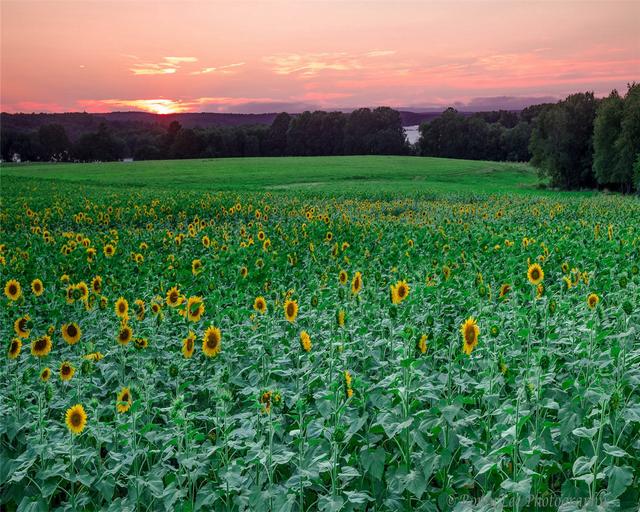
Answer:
529;85;639;192
0;107;409;163
2;88;638;191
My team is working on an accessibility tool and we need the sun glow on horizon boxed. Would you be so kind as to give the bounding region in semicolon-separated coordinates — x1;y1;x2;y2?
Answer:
124;99;185;115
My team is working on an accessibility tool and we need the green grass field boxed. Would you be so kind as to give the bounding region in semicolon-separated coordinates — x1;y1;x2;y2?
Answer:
1;156;545;195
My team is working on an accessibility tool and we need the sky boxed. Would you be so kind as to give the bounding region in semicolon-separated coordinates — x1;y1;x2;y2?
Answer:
1;0;639;114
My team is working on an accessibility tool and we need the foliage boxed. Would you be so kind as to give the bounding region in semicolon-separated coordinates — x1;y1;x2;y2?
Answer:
1;168;640;510
529;92;599;190
593;84;640;192
417;108;533;162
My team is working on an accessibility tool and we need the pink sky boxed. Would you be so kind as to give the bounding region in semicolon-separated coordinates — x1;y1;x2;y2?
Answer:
1;0;638;114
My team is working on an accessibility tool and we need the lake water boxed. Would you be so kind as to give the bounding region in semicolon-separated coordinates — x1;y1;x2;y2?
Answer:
405;125;420;145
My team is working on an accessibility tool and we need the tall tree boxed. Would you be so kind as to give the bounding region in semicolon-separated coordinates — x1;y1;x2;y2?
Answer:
266;112;291;156
530;92;598;189
614;83;640;192
593;90;624;186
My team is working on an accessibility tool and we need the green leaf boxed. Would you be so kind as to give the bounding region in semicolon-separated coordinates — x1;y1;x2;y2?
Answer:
603;443;628;458
360;446;386;480
404;470;427;499
500;477;532;499
572;456;596;477
606;466;633;499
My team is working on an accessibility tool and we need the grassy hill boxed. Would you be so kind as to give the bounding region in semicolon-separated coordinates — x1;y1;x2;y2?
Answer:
0;155;544;195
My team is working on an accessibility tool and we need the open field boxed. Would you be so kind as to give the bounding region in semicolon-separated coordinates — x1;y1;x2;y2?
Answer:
0;156;543;195
1;157;639;511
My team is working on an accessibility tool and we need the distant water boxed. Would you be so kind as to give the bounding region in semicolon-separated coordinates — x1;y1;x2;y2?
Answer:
404;125;420;145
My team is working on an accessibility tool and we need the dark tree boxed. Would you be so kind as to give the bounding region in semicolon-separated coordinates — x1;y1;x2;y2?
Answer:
614;84;640;192
266;113;291;156
593;90;624;187
529;92;598;189
38;124;71;160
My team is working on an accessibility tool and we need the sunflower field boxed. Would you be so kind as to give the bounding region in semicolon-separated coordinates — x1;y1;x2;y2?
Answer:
1;176;640;511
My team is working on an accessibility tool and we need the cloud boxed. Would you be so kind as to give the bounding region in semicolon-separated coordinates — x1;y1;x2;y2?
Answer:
365;50;396;58
264;50;396;76
190;62;245;75
129;56;198;75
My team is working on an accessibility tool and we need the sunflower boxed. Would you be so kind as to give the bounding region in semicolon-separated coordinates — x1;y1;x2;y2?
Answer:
338;270;348;285
65;404;87;435
65;284;76;304
134;299;145;321
299;331;312;352
442;266;451;281
253;296;267;314
40;367;51;381
461;317;479;356
390;280;410;305
284;299;299;323
103;243;115;257
587;293;600;309
344;370;354;398
116;387;132;413
83;352;104;361
14;315;31;338
4;279;22;301
134;337;149;349
59;361;75;382
417;334;428;354
351;271;363;295
8;338;22;359
31;335;52;357
240;266;248;278
337;309;346;327
182;331;196;358
31;279;44;296
117;323;133;345
186;296;205;322
202;326;222;357
499;283;511;298
166;286;183;308
260;391;272;414
192;259;203;276
61;322;81;345
91;276;102;294
527;263;544;286
76;282;89;301
115;297;128;319
151;302;162;316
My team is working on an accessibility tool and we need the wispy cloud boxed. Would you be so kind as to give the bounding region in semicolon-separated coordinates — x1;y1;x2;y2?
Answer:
190;62;245;75
129;56;198;75
264;50;397;76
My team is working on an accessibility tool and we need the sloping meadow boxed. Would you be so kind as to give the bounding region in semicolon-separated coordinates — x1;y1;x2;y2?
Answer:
1;178;639;511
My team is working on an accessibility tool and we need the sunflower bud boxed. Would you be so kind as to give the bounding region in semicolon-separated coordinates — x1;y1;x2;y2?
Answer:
539;354;550;371
609;391;620;412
